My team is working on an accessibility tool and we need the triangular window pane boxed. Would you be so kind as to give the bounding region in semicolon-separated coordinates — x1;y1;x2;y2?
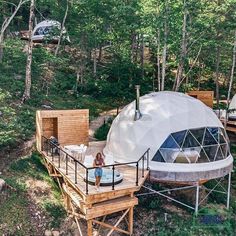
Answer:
190;128;205;145
160;135;179;149
152;150;165;162
159;148;180;163
208;127;219;143
203;128;218;145
219;128;227;144
183;132;199;148
220;144;228;158
172;130;187;147
215;146;224;161
198;149;210;163
174;151;189;163
203;145;218;161
175;148;200;163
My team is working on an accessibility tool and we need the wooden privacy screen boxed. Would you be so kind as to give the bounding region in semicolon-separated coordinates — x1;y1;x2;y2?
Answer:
36;109;89;151
187;91;214;108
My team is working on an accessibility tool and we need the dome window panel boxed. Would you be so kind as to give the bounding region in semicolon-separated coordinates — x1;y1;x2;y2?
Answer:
159;148;180;163
219;128;227;144
160;135;180;149
175;148;200;163
215;146;225;161
203;145;218;161
152;150;165;162
182;131;199;148
220;144;228;158
203;128;218;146
208;127;219;142
171;130;187;147
190;128;205;144
174;151;189;163
198;149;210;163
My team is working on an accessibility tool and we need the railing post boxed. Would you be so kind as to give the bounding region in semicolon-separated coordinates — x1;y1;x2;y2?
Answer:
75;161;77;184
42;137;44;152
58;150;60;168
136;162;139;186
142;156;144;178
66;154;68;175
51;144;54;161
86;169;88;195
46;140;49;156
147;149;149;170
112;165;115;190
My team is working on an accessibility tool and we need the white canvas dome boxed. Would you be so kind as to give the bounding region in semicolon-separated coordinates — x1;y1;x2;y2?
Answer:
228;94;236;120
32;20;70;43
104;91;233;182
229;93;236;111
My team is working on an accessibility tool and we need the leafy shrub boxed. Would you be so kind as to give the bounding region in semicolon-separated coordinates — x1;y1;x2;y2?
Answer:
94;122;111;140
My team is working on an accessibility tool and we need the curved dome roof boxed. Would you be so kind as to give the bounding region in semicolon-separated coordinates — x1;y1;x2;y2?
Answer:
104;91;224;163
34;20;61;29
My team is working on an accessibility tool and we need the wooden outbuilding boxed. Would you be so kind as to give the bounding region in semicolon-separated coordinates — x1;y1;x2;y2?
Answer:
36;109;89;151
187;90;214;108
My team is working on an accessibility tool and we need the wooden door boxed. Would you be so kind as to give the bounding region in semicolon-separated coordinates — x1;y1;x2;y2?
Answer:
42;118;58;139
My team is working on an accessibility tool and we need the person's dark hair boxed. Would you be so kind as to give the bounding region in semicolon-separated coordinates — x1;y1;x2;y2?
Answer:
96;152;102;159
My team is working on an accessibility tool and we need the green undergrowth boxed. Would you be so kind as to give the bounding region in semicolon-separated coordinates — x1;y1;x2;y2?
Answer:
0;39;114;150
94;117;114;140
0;191;33;236
0;152;66;233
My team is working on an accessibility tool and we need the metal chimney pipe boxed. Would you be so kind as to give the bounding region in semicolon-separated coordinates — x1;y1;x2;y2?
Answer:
134;85;142;121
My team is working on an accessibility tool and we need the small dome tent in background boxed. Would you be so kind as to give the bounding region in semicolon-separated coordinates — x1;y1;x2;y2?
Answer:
32;20;70;43
228;94;236;120
103;91;233;183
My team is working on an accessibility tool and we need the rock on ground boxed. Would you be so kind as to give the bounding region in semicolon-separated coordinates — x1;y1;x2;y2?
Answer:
52;231;60;236
44;230;52;236
0;178;6;191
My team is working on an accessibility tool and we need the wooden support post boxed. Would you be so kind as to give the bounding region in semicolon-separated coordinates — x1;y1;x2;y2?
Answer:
97;215;106;235
87;219;93;236
107;208;129;236
128;207;134;235
66;194;71;211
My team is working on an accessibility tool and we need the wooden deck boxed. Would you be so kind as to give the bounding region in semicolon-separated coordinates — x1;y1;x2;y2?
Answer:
36;109;150;235
40;141;149;235
42;151;148;204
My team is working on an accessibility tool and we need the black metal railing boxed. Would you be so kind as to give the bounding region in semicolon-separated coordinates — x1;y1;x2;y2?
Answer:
42;136;150;195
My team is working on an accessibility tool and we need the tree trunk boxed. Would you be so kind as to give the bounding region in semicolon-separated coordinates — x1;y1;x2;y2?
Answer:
55;0;69;56
215;45;221;109
227;31;236;109
22;0;34;102
173;0;187;91
0;35;4;62
98;45;102;63
161;5;168;91
131;31;136;63
156;29;161;91
93;48;97;76
0;0;27;62
140;34;144;79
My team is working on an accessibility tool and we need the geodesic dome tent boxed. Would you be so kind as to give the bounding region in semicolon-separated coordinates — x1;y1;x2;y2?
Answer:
228;94;236;120
103;91;233;182
32;20;69;43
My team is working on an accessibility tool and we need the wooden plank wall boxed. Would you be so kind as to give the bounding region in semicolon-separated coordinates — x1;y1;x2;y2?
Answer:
187;91;214;108
36;109;89;151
